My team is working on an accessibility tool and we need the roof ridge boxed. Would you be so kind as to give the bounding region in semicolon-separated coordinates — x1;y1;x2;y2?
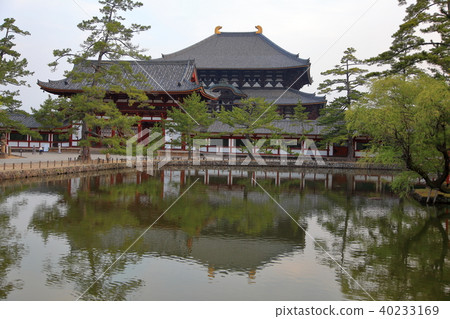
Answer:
218;31;259;35
161;32;310;66
162;34;216;59
83;59;196;65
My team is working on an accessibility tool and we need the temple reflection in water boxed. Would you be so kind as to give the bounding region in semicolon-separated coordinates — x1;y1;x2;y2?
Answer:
42;169;398;281
0;168;448;300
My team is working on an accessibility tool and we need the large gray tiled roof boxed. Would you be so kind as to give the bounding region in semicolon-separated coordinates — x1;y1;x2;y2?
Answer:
161;32;310;69
4;113;42;128
241;88;326;105
38;60;203;93
204;119;324;135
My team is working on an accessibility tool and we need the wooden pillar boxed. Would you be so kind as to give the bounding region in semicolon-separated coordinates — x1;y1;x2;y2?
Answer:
204;170;209;185
69;129;73;147
180;170;185;187
136;171;141;185
160;170;165;199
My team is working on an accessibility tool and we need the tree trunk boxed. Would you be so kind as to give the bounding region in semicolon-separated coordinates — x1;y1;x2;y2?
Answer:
405;151;449;194
188;146;192;161
346;135;355;161
244;134;257;161
79;121;91;162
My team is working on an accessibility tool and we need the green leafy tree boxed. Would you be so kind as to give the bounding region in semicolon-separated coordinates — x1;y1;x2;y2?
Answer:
318;47;368;160
368;0;450;78
217;97;281;158
165;93;213;159
218;98;281;140
347;74;449;193
49;0;151;160
32;95;66;129
292;101;312;140
0;18;33;140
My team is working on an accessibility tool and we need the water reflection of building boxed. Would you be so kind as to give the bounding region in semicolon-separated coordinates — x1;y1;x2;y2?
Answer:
160;169;395;197
39;169;403;280
88;226;305;278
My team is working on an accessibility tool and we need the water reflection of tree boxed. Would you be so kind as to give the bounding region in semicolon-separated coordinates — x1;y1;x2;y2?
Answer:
29;172;309;299
28;176;159;300
315;193;449;301
0;185;29;299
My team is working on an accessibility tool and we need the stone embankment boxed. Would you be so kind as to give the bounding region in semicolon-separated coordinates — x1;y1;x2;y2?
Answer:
0;157;401;180
0;161;128;180
161;159;401;171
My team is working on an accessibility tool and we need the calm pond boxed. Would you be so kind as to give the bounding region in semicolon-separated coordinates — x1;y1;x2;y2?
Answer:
0;169;448;301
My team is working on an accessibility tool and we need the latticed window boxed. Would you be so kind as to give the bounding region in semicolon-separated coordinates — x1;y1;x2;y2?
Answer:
53;134;69;142
31;133;48;141
9;132;27;141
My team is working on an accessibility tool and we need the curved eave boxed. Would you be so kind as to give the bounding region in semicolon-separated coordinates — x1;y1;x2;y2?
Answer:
196;64;311;70
38;81;217;100
208;84;247;97
275;101;326;106
162;32;311;69
197;87;219;100
211;89;247;98
38;81;81;95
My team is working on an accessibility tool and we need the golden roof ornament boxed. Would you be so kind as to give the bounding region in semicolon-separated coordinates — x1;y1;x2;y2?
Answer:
215;26;222;34
255;25;262;34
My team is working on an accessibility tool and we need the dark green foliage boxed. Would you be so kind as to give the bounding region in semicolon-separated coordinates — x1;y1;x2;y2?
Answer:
368;0;450;78
217;97;282;157
290;101;312;142
165;93;213;158
217;97;281;139
318;48;368;159
48;0;150;160
0;18;33;134
32;96;66;130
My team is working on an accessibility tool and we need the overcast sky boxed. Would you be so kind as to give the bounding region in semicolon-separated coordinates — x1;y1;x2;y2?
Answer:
1;0;406;112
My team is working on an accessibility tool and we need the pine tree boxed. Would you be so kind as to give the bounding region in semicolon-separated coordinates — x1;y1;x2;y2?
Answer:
165;93;213;159
0;18;33;132
318;47;367;160
217;97;281;159
49;0;150;160
292;101;312;141
32;96;66;130
217;98;281;140
368;0;450;78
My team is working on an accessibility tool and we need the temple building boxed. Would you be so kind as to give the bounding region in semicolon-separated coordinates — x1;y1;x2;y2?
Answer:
32;26;368;157
160;25;325;119
158;26;330;156
38;60;217;144
1;113;73;151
